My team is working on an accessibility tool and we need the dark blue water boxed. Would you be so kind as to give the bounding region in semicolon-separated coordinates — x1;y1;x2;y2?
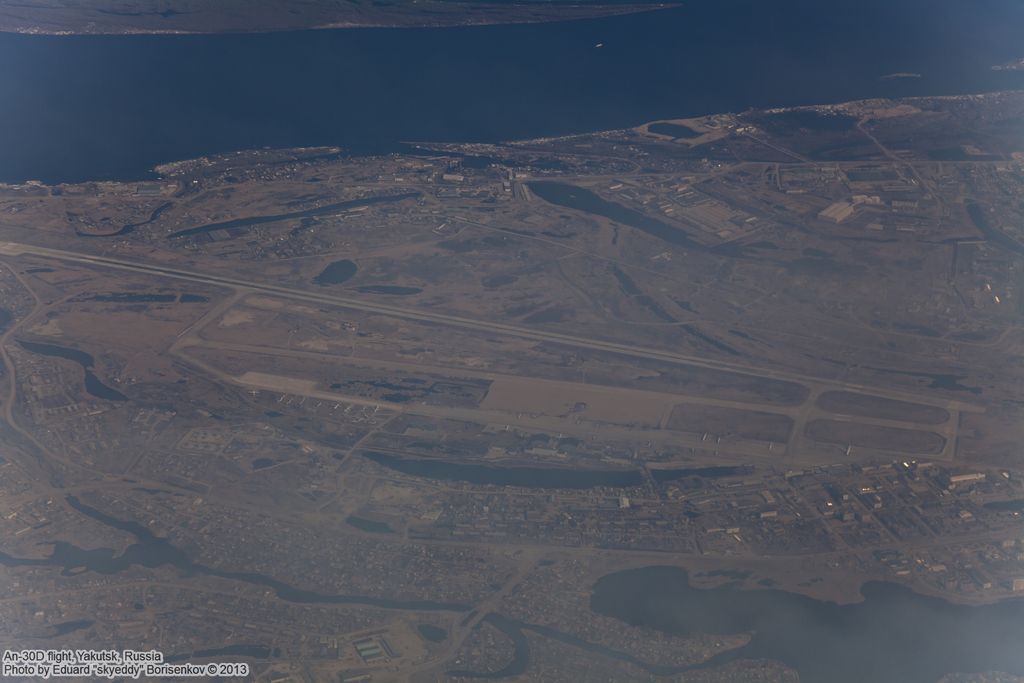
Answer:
417;623;448;643
450;568;1024;680
984;499;1024;512
967;201;1024;255
590;566;1024;683
43;620;94;638
314;259;358;286
2;0;1024;183
16;339;129;402
529;181;713;251
166;193;418;239
649;465;750;482
345;515;395;534
646;121;701;138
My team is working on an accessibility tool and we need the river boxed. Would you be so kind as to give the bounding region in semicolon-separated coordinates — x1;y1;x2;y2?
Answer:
589;566;1024;683
2;0;1024;183
17;339;129;402
0;496;468;612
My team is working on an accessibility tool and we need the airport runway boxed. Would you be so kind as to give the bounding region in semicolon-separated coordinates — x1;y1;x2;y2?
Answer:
0;240;977;415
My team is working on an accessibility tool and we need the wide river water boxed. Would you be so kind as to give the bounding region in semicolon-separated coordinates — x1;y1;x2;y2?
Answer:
590;566;1024;683
2;0;1024;183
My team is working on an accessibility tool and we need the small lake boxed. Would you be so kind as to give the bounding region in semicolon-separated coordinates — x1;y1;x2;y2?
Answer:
647;122;700;139
76;201;172;237
167;193;418;240
650;465;750;483
966;201;1024;256
417;624;448;643
345;515;394;534
746;109;858;132
528;181;711;252
590;566;1024;683
313;259;357;286
984;500;1024;513
17;339;128;402
42;620;94;638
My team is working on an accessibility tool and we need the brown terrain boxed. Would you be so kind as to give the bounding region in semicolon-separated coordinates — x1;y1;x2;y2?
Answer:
0;92;1023;681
